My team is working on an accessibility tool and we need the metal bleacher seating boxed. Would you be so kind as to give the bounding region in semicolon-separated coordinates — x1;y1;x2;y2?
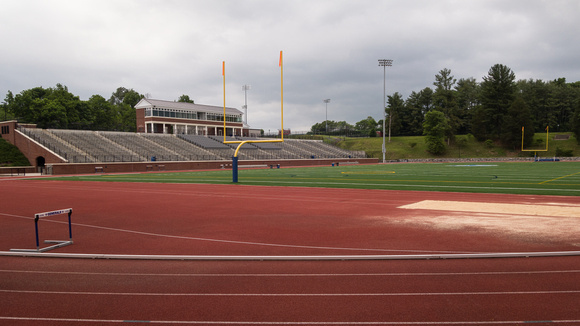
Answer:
20;128;366;163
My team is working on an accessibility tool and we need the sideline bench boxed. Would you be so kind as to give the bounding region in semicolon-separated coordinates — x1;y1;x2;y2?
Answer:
0;166;34;176
239;164;268;169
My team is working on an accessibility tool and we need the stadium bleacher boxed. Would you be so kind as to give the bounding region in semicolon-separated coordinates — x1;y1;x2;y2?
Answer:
20;128;366;163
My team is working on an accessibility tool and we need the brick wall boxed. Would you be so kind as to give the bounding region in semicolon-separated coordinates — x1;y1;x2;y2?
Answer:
13;130;67;166
1;121;66;167
136;108;145;133
49;158;378;175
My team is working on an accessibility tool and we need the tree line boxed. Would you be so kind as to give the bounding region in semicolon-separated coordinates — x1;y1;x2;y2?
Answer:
311;64;580;152
0;85;199;132
2;63;580;153
1;85;143;131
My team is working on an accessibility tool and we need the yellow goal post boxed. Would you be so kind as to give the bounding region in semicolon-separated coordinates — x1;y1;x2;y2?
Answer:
222;51;285;182
521;126;549;153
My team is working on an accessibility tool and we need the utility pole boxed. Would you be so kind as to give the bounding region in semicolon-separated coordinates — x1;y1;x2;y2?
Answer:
378;59;393;163
323;99;330;133
242;85;251;125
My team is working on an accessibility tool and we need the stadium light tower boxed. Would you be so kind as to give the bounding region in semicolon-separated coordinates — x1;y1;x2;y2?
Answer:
378;59;393;163
242;84;251;125
323;99;330;133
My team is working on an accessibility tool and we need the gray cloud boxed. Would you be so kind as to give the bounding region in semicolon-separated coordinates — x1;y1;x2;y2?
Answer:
1;0;579;132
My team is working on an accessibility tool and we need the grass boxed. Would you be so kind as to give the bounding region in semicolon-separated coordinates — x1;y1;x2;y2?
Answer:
337;133;579;160
0;138;31;167
45;161;580;196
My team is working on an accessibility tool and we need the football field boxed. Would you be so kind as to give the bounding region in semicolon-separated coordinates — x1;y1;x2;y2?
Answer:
48;162;580;196
49;161;580;196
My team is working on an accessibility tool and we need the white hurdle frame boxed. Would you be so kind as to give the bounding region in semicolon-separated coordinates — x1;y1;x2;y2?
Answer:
10;208;73;253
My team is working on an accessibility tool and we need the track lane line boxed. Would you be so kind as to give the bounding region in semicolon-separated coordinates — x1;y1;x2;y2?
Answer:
2;269;579;277
1;316;580;324
2;289;580;296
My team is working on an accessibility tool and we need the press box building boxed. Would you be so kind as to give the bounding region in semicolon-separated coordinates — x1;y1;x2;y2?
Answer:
135;98;258;137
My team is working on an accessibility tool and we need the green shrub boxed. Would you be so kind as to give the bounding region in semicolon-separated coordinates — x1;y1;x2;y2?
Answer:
0;138;31;166
425;136;446;155
555;147;573;157
485;139;494;148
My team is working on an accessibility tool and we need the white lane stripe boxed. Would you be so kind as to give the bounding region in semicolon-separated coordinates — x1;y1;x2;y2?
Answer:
1;316;579;324
2;269;580;277
3;250;580;260
239;179;580;192
2;289;579;296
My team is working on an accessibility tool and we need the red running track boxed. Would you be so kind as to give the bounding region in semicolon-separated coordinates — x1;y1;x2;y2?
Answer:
1;179;579;324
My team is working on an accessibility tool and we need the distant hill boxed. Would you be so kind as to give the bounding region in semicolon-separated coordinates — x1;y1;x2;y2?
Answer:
334;133;579;160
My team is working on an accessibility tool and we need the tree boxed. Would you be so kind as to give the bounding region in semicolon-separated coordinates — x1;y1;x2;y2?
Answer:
417;87;434;115
455;77;479;135
403;91;425;136
109;87;142;107
434;68;457;92
548;78;578;132
501;96;534;149
386;92;405;136
108;87;142;132
478;64;516;140
2;91;14;121
310;120;354;136
117;103;136;132
433;68;460;138
178;95;194;103
7;85;81;129
517;79;553;132
88;95;116;131
355;116;378;137
122;90;142;108
572;101;580;145
423;110;449;155
50;84;82;129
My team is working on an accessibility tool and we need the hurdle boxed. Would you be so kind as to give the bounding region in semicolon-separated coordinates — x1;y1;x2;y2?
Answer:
10;208;73;253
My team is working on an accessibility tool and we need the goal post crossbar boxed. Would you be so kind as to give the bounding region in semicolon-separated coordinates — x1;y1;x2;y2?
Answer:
222;51;285;183
521;126;549;152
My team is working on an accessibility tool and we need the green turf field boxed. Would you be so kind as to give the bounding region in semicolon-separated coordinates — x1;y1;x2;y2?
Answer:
45;161;580;196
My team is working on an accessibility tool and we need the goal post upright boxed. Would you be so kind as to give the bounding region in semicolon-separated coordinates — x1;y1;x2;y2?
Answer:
222;51;285;183
522;126;549;159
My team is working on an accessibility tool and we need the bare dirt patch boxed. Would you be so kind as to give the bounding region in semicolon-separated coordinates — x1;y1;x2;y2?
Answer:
396;200;580;246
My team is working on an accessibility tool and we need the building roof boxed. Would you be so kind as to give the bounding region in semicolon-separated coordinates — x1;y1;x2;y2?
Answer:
135;98;242;116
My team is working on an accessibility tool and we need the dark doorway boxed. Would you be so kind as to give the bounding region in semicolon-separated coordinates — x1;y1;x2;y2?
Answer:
36;156;45;174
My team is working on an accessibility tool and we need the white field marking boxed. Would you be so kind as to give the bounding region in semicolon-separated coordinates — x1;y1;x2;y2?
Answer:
1;269;580;277
2;289;580;296
1;317;579;325
399;200;580;218
0;181;431;208
81;176;580;193
237;180;580;192
0;212;478;254
9;175;580;193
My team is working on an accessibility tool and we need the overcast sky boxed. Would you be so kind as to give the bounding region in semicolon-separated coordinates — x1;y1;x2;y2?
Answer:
1;0;579;132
